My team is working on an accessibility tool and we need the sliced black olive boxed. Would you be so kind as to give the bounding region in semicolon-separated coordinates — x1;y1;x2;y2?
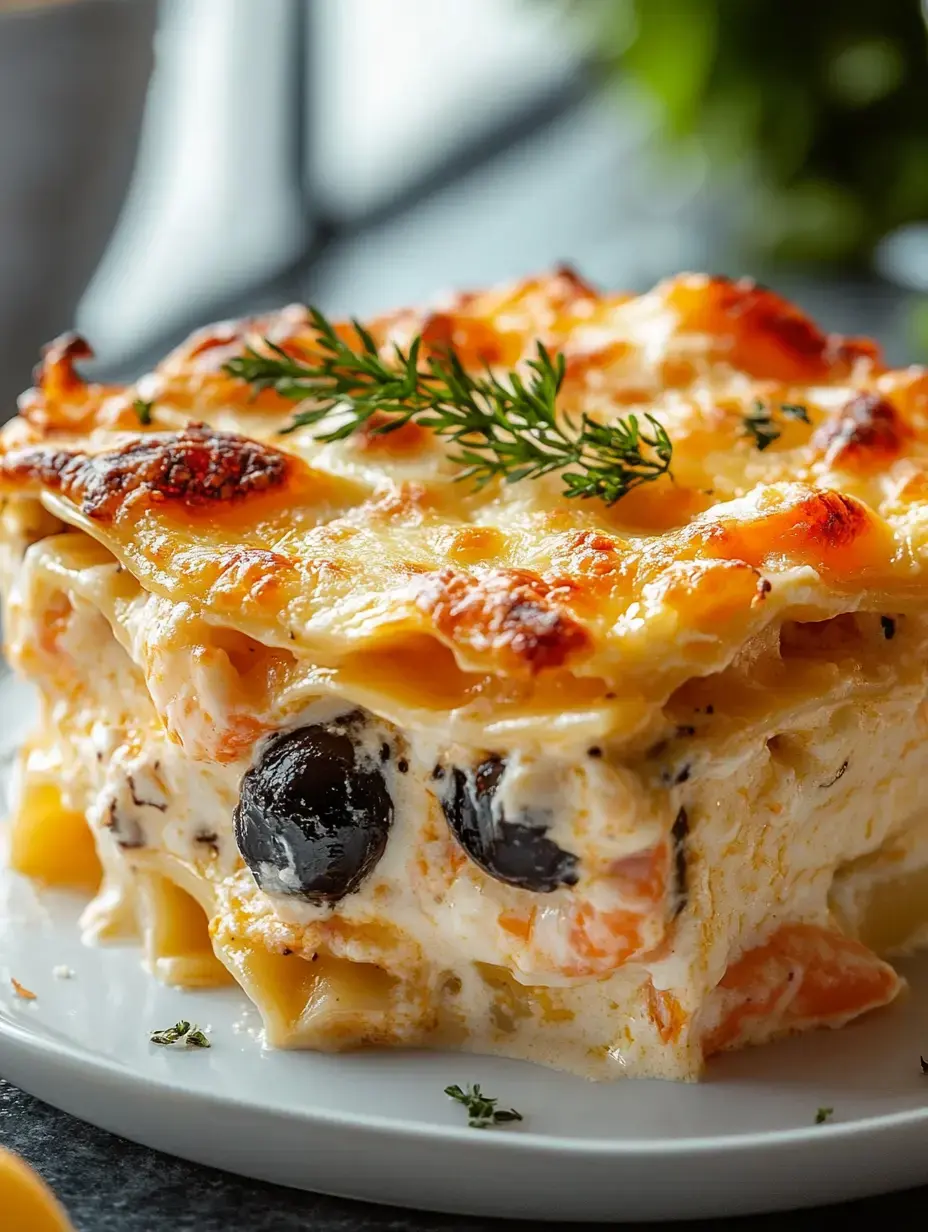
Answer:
441;756;578;893
234;715;393;905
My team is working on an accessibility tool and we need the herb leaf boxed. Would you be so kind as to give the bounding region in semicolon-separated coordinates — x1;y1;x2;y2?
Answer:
150;1020;191;1045
222;310;673;505
150;1020;210;1048
780;403;810;423
815;1106;833;1124
444;1083;523;1129
133;399;154;426
743;401;779;451
743;399;810;451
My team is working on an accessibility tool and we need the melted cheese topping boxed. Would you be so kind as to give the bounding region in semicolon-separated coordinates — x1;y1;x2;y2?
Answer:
3;269;928;1080
3;270;927;746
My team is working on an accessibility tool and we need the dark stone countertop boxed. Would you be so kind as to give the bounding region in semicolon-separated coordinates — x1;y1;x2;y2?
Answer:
0;1077;925;1231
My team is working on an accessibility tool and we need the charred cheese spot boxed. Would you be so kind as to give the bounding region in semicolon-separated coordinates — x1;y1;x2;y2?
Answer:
421;313;511;367
704;488;888;579
418;566;590;673
467;263;601;322
795;489;873;552
17;333;120;436
419;266;602;371
33;331;94;394
0;426;290;519
548;262;602;304
171;321;258;372
813;392;910;468
665;275;880;383
163;305;312;375
550;530;627;594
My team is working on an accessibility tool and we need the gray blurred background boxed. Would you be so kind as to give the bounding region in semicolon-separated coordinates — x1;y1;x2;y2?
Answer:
3;0;928;413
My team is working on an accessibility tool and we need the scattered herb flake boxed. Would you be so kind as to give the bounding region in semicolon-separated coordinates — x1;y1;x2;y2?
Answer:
150;1020;210;1048
780;403;811;423
815;1107;833;1124
150;1020;190;1045
133;398;154;425
445;1083;523;1130
10;978;36;1001
743;401;780;451
743;400;811;451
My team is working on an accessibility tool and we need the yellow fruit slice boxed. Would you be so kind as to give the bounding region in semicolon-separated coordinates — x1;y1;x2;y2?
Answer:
0;1147;74;1231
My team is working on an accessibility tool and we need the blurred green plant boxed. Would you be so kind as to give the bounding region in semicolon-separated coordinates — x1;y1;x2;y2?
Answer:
561;0;928;265
908;297;928;359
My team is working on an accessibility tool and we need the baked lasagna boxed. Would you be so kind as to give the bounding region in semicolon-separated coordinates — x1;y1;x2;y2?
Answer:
1;268;926;1080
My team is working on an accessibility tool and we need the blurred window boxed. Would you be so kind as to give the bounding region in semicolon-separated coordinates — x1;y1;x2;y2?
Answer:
309;0;584;218
79;0;587;371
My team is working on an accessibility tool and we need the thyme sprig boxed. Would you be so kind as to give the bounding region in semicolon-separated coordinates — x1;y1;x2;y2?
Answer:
444;1083;523;1129
222;308;673;505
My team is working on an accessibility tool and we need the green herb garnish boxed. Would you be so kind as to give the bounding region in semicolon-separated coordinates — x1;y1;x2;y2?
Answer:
743;399;810;451
150;1020;210;1048
780;403;811;423
133;399;154;426
150;1020;190;1045
444;1083;523;1129
815;1106;833;1124
222;309;673;505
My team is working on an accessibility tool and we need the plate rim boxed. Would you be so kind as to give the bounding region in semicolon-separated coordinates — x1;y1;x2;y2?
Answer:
2;1000;928;1158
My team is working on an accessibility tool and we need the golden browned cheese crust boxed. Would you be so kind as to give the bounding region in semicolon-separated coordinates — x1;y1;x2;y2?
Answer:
2;268;927;732
0;426;292;519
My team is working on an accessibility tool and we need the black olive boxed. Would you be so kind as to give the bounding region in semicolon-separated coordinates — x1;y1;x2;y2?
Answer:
441;757;578;893
234;716;393;905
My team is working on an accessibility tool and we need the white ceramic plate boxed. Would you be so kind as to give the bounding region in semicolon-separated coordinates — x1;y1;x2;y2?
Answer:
2;671;928;1223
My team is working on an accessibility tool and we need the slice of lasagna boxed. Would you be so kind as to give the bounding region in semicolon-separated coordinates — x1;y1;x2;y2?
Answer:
1;269;925;1080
